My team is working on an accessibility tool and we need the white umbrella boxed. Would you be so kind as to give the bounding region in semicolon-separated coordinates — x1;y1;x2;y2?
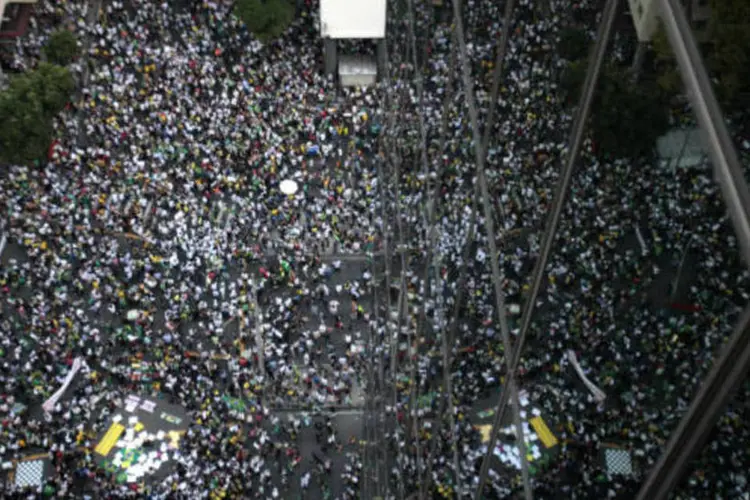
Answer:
280;179;299;195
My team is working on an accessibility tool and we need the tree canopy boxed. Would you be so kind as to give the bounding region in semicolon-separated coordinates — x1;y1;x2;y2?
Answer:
560;61;670;160
234;0;295;42
558;27;591;62
651;0;750;109
44;29;79;66
0;63;75;166
705;0;750;107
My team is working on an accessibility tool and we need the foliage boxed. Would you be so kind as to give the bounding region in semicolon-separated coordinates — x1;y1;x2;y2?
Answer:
591;68;670;159
706;0;750;107
44;29;79;66
651;0;750;108
560;59;588;104
558;27;591;62
0;64;75;165
234;0;294;42
560;61;670;160
0;96;52;166
651;26;681;96
16;63;76;115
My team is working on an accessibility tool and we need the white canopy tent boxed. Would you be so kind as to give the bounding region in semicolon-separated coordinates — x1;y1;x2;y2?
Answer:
320;0;386;39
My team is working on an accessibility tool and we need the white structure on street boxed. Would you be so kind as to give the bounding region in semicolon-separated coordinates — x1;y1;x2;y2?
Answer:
657;127;709;170
320;0;387;86
338;56;377;87
279;179;299;195
320;0;386;39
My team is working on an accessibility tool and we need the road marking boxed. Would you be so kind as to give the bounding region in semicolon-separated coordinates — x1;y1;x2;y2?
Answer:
530;416;558;448
95;422;125;456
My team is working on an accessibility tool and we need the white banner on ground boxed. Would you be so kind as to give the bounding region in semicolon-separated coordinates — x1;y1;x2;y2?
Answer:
42;357;86;414
566;350;606;403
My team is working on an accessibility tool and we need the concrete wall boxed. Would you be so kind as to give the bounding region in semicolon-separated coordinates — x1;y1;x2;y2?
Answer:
376;38;387;81
324;38;337;76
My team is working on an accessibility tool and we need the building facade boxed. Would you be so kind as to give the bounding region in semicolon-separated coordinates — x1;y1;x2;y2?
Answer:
0;0;36;39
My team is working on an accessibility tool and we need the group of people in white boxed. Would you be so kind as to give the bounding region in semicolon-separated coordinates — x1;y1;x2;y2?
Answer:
0;0;748;498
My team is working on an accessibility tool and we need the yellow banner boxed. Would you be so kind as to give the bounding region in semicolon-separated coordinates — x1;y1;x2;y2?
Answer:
530;416;558;448
95;423;125;456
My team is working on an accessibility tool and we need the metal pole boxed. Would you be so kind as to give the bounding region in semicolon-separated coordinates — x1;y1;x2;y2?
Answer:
658;0;750;266
380;27;413;497
473;0;620;497
670;233;694;303
635;303;750;500
405;0;430;189
423;0;519;485
482;0;518;157
448;0;532;497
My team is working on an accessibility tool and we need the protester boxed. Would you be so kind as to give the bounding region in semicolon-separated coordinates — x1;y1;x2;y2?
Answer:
1;0;749;497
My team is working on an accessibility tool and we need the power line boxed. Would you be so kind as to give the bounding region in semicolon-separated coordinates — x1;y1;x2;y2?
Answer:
635;0;750;497
447;0;533;498
656;0;750;264
472;0;620;497
421;0;520;491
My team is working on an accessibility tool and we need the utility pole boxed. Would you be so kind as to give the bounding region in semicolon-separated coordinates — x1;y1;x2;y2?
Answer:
250;280;264;372
625;0;750;497
448;0;534;496
472;0;621;498
670;233;694;302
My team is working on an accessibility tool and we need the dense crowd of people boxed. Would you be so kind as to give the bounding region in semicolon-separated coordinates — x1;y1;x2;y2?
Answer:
1;0;749;498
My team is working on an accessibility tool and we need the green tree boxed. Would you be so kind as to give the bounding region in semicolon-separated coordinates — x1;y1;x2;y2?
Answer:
0;93;53;166
0;64;74;165
558;27;591;62
560;61;670;160
651;0;750;108
651;26;682;96
560;59;588;104
234;0;295;42
44;29;79;66
592;68;670;159
16;63;76;116
706;0;750;107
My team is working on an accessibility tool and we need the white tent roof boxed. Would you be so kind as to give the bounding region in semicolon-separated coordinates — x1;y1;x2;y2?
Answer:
320;0;386;39
656;127;708;168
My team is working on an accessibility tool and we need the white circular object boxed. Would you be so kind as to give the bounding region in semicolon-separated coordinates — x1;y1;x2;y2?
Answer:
279;179;299;195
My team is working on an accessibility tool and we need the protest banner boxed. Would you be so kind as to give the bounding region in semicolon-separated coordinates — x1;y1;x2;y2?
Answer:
42;357;86;415
566;350;606;403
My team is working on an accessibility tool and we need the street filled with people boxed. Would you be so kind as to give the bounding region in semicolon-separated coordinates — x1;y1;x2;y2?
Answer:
1;0;750;498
